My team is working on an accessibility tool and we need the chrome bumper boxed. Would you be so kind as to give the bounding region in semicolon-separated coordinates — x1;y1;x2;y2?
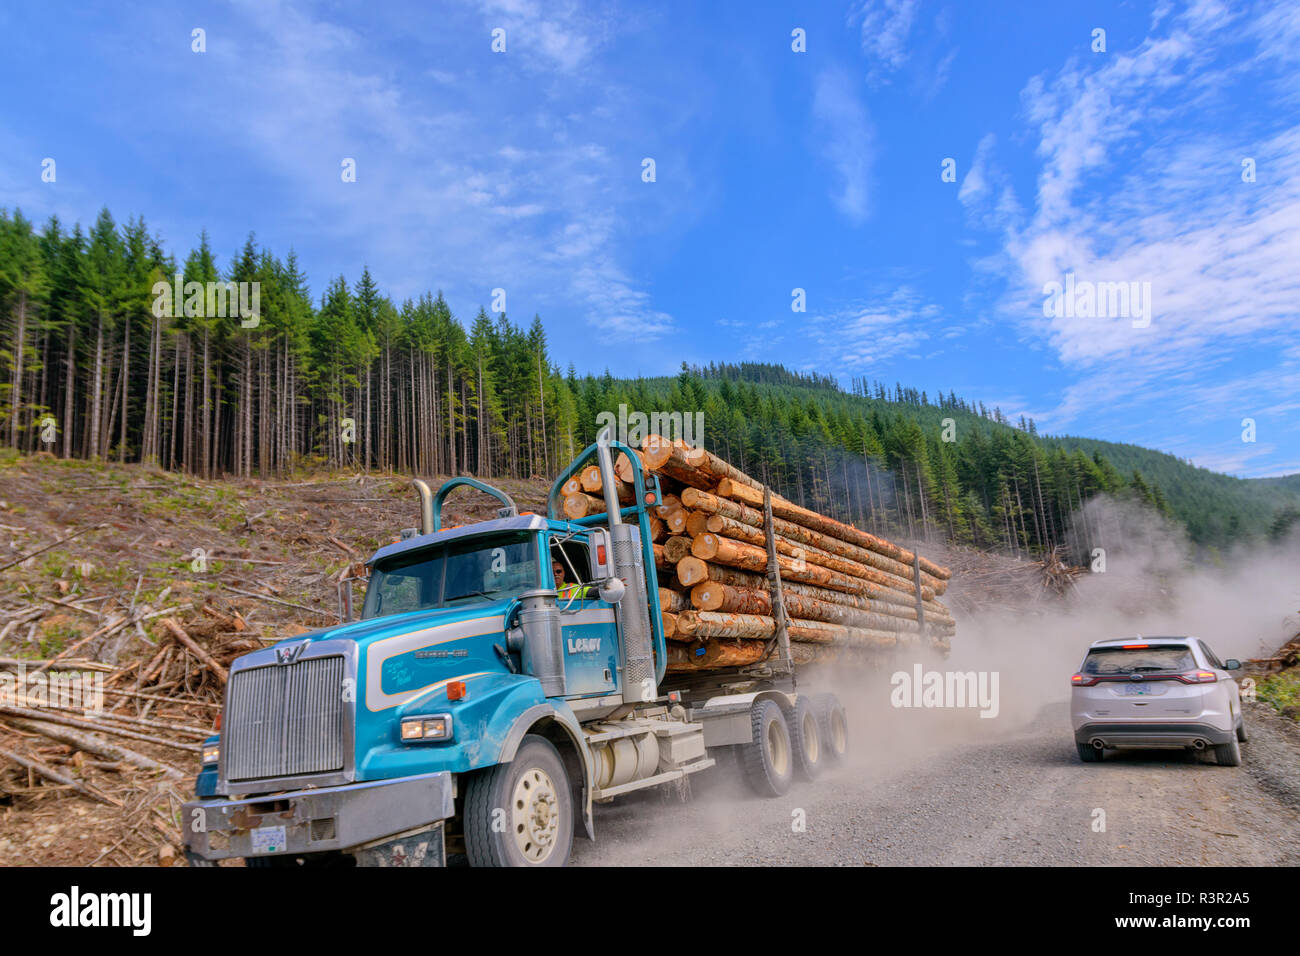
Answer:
182;770;454;863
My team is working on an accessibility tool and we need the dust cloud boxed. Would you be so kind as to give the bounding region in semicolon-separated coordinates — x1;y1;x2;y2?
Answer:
826;495;1300;771
575;497;1300;863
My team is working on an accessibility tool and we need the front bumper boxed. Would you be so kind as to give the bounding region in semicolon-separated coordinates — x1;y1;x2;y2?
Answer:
182;770;454;863
1074;721;1235;749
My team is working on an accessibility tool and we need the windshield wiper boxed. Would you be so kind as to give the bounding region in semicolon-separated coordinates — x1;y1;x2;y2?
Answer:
442;590;494;604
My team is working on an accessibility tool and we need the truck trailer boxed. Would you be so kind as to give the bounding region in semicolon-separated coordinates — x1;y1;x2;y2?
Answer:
182;430;850;867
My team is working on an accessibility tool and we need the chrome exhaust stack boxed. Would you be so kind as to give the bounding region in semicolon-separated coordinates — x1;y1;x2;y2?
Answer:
594;428;623;526
411;479;434;535
595;427;656;706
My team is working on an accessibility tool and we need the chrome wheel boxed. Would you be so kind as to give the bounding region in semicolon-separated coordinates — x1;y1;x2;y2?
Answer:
511;767;561;863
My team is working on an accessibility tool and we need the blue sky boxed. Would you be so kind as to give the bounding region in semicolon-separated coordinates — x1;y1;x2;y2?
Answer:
1;1;1298;477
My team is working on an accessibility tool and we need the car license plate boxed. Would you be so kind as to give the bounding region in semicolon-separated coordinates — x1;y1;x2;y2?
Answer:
1120;683;1152;696
251;825;286;854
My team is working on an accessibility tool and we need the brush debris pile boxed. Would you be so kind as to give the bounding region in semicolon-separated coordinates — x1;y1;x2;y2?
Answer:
0;599;257;865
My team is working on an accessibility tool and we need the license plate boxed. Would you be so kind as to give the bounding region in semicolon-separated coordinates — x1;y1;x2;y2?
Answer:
1120;683;1153;696
251;825;287;854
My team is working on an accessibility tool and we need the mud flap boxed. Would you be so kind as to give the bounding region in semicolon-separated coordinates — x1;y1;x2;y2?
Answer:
351;822;446;867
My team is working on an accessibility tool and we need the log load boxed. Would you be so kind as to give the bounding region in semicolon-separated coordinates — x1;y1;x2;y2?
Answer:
579;465;634;503
658;587;690;613
666;638;767;671
680;488;947;594
662;535;695;563
630;434;957;674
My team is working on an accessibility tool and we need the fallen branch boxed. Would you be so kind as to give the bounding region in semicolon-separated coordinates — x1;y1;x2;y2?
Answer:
0;657;116;673
0;524;106;573
0;716;187;780
221;584;331;618
28;614;129;678
0;745;122;807
159;618;229;684
8;694;211;738
0;703;201;753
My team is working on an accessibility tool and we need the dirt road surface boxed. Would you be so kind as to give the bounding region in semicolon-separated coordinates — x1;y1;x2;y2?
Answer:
571;700;1300;866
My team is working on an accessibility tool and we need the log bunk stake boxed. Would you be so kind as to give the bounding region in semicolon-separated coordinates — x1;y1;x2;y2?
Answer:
912;552;927;645
761;482;794;677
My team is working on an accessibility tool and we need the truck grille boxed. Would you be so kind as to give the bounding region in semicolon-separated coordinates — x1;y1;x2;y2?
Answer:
224;655;346;782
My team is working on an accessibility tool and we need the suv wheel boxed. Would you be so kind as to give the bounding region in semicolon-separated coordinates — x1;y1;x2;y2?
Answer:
1213;737;1242;767
1076;742;1103;763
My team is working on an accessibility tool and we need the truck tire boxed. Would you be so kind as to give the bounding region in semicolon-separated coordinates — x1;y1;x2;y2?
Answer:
789;696;822;781
1076;742;1102;763
1213;737;1242;767
741;699;793;797
815;693;848;765
464;734;573;867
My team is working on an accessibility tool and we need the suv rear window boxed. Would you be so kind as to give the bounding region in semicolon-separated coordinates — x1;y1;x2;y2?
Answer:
1082;645;1195;676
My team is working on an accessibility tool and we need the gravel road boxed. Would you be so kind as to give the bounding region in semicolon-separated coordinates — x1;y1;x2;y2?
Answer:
571;700;1300;866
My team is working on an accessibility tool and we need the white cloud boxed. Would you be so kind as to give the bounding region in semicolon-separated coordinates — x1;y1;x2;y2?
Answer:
958;133;994;207
470;0;602;72
809;287;940;368
811;68;874;224
973;2;1300;442
160;0;676;343
849;0;919;83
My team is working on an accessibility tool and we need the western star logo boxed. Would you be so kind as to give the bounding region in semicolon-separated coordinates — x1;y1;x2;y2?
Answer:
276;642;307;665
567;638;600;654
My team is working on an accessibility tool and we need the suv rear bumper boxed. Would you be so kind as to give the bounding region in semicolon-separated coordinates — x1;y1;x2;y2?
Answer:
182;770;454;863
1074;721;1235;749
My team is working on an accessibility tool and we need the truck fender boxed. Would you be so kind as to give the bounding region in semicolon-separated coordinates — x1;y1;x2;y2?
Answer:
499;703;595;841
700;690;793;713
692;690;795;747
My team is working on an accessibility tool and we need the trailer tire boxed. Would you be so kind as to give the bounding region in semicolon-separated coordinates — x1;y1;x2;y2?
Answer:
464;734;573;867
741;699;793;797
815;693;849;765
789;696;823;781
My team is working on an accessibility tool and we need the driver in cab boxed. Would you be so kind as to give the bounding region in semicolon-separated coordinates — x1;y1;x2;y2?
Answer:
552;559;595;601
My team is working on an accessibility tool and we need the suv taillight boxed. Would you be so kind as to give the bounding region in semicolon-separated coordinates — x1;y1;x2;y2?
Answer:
1179;670;1218;684
1071;673;1096;686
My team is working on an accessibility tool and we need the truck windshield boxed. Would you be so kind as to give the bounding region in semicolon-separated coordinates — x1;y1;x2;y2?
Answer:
362;532;540;619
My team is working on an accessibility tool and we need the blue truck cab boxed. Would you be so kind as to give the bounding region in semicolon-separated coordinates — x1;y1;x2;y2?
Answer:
182;430;773;867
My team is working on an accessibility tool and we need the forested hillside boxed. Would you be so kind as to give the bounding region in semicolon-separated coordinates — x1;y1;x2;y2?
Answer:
1;207;1295;561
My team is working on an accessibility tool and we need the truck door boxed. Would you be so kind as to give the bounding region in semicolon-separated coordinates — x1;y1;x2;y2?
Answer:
549;533;620;697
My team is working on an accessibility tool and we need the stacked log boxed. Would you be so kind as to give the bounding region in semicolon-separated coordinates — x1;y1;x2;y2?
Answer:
627;435;955;673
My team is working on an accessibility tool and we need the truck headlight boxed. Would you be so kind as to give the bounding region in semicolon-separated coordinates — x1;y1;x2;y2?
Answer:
400;715;453;742
202;742;221;765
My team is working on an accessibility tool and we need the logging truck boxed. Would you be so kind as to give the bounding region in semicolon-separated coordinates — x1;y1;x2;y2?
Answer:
181;430;854;868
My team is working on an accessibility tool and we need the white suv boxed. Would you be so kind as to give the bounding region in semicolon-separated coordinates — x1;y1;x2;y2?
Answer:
1070;637;1246;766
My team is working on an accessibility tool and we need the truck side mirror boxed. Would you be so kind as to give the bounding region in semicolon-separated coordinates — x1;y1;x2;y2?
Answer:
598;577;626;605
